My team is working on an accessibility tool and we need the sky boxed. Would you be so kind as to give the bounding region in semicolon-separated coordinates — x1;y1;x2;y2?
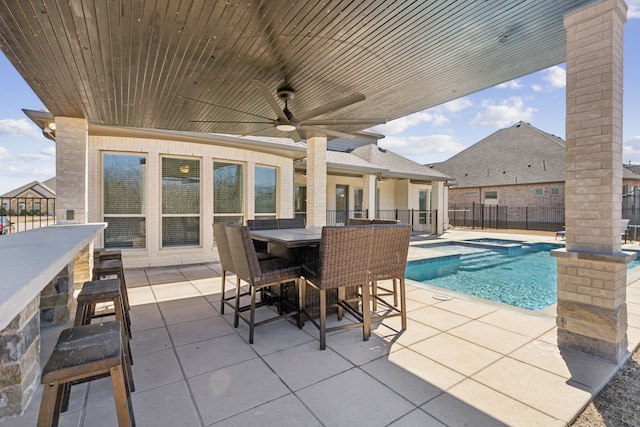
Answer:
0;2;639;195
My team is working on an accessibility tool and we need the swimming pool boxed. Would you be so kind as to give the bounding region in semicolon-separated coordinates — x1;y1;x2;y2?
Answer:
406;241;640;311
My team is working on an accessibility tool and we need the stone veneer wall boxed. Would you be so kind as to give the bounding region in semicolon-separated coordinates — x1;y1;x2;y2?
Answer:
39;262;74;327
0;246;91;420
0;296;40;420
555;254;629;361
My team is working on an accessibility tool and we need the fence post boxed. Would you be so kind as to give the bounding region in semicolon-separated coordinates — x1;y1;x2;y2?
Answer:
472;202;475;230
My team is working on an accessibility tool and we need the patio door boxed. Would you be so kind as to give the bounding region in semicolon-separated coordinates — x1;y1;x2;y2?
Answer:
336;185;348;225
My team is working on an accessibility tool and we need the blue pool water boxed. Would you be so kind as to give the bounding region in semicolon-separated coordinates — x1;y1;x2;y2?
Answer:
406;241;640;311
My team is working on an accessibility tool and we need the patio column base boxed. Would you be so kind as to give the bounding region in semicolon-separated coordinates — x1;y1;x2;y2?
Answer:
553;251;632;363
557;300;627;363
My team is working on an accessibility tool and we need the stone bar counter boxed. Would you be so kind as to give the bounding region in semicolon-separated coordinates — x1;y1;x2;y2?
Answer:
0;223;105;420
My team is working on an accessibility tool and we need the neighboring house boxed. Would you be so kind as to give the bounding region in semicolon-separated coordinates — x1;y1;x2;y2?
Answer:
432;121;640;210
0;179;56;215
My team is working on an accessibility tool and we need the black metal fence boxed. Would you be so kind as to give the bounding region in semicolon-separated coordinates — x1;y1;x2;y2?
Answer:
296;209;436;232
448;203;565;232
0;197;56;234
448;204;640;232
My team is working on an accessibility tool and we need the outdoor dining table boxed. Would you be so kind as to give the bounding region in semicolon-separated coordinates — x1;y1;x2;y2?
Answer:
249;227;323;248
249;226;345;317
250;227;322;263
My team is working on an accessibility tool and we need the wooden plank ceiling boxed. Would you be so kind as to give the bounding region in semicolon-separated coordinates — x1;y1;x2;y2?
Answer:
0;0;597;140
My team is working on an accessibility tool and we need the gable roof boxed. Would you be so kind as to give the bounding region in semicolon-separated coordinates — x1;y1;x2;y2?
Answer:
1;180;56;198
295;143;450;181
431;121;566;188
350;144;451;181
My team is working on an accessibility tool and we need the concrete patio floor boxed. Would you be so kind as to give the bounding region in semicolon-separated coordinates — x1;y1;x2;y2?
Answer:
3;229;640;426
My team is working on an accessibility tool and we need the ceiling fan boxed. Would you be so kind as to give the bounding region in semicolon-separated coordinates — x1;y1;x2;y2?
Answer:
182;80;387;142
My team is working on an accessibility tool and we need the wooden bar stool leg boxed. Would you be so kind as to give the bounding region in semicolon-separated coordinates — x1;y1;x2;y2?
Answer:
110;364;135;427
37;382;63;427
114;296;134;371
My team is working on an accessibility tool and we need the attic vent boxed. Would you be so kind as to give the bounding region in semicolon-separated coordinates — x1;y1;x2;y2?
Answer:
516;123;521;128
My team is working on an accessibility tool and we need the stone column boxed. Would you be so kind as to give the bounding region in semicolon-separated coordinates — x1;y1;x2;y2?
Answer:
363;174;377;219
0;297;40;420
552;0;629;363
55;117;89;224
306;134;327;227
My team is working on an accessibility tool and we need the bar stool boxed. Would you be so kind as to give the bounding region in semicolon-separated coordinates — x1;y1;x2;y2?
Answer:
37;321;135;427
93;259;131;314
94;248;123;263
75;279;133;361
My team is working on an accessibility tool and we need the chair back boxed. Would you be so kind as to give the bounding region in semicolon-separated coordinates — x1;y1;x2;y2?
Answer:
213;223;234;273
372;219;400;224
347;218;371;226
247;219;278;230
314;226;372;290
278;217;306;229
622;219;630;233
369;224;411;279
225;225;262;285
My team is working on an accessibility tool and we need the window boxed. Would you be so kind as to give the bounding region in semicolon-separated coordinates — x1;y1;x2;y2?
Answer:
535;188;544;196
419;189;428;224
34;201;41;215
213;161;244;225
103;153;147;248
162;157;200;247
335;185;348;225
484;191;497;199
255;166;277;219
551;187;560;196
484;191;497;205
18;201;26;215
354;188;363;217
294;185;307;213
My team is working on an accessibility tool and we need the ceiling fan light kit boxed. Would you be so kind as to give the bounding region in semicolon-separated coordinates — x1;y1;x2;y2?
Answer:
275;122;297;132
184;79;387;141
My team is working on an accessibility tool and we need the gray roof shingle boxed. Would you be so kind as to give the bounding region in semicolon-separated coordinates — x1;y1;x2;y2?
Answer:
431;121;566;187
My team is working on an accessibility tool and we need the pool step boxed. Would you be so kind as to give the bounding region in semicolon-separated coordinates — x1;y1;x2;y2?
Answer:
458;251;517;272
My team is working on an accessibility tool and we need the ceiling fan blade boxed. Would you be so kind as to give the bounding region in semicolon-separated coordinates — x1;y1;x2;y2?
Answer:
187;120;270;124
300;125;356;140
295;93;366;122
299;118;387;126
289;130;302;143
252;80;289;121
179;95;272;120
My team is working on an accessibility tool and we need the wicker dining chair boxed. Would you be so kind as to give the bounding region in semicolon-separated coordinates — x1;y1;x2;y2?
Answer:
300;226;373;350
225;224;302;344
247;219;279;254
277;217;306;229
212;223;242;315
368;224;411;330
